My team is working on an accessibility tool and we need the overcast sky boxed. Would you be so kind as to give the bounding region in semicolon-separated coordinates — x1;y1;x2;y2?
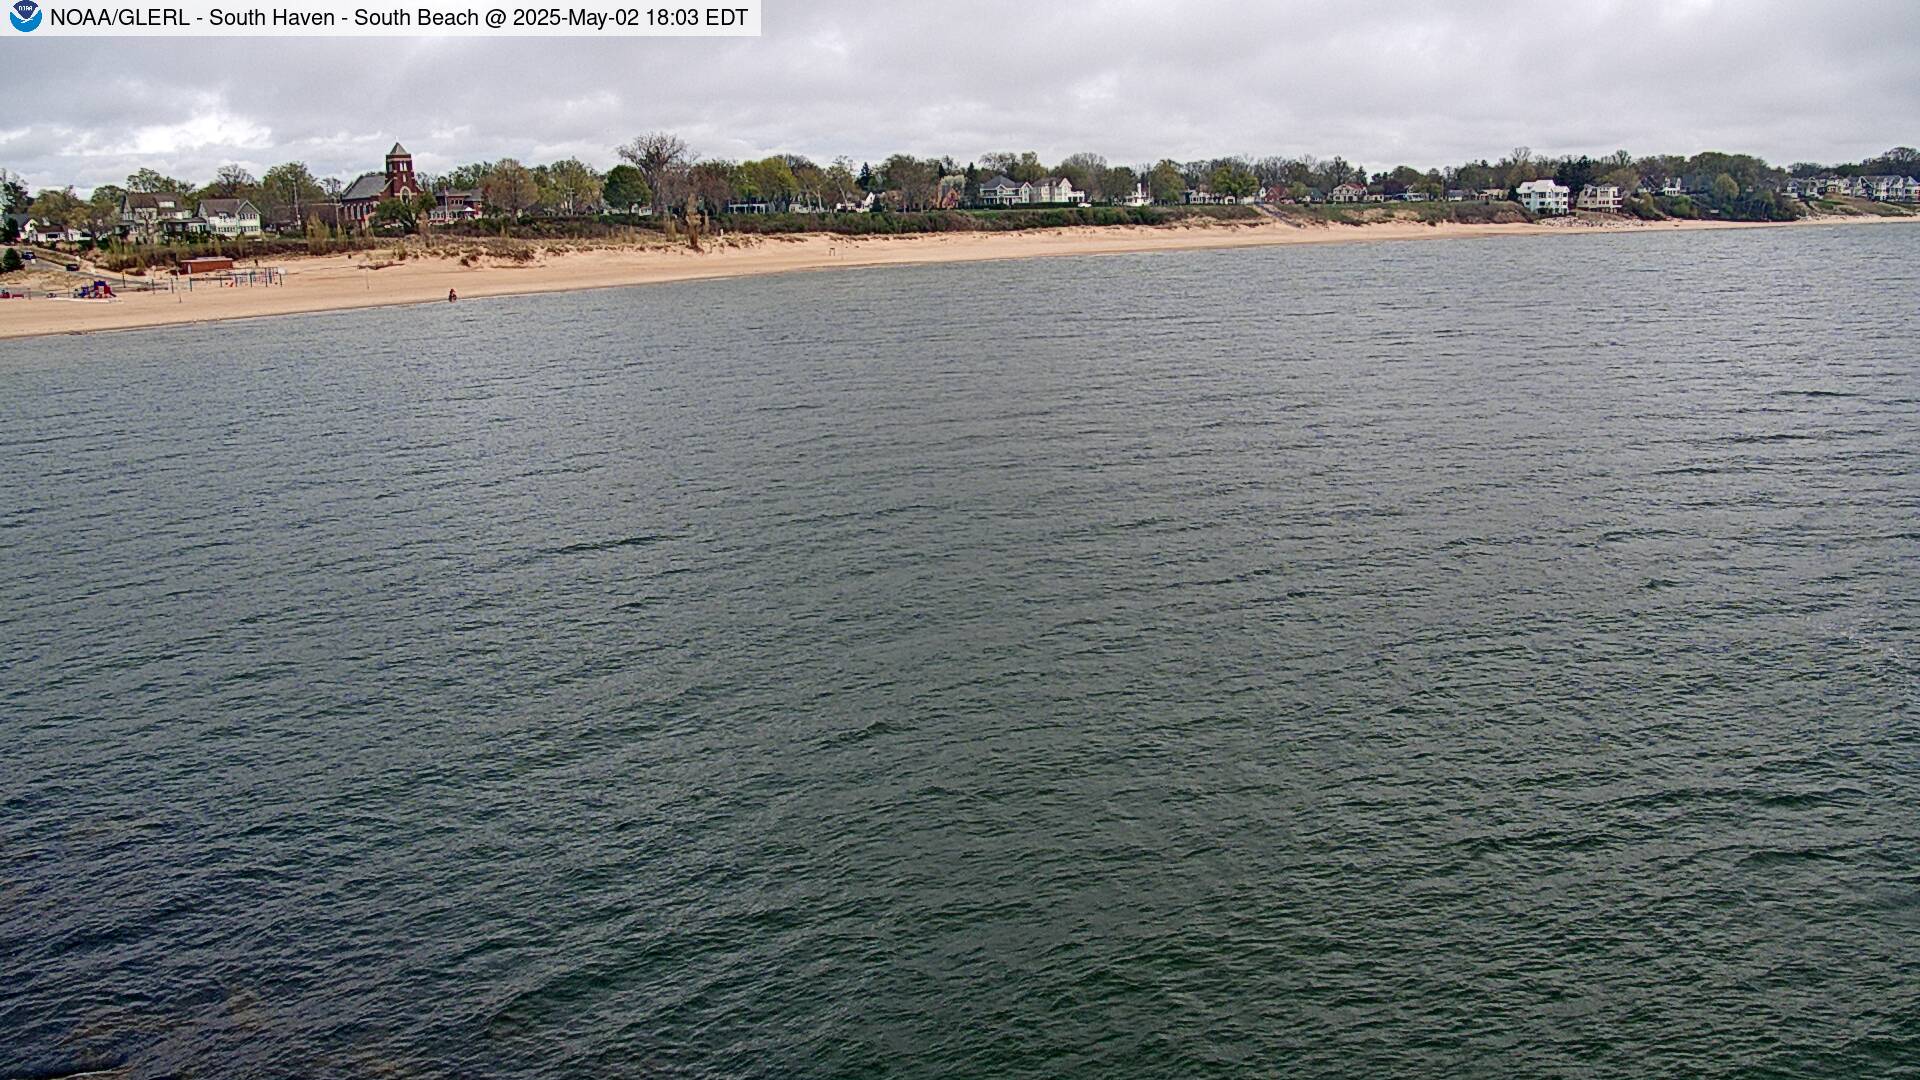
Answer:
2;0;1915;191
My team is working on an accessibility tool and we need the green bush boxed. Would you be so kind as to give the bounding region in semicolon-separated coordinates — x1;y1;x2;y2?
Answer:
1;247;22;274
1623;194;1665;220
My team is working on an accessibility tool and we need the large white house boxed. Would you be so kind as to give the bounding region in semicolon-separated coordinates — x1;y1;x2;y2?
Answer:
977;174;1087;206
1330;182;1367;203
1517;179;1571;215
197;198;264;237
1576;183;1622;212
121;191;195;238
1847;175;1919;202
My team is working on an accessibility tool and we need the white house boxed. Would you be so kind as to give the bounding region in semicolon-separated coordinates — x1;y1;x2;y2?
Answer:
22;219;92;245
1029;177;1087;205
833;191;875;213
1120;182;1151;207
196;198;263;237
1849;175;1919;202
1517;178;1571;215
1577;183;1622;212
1330;183;1367;203
976;175;1030;206
121;191;195;238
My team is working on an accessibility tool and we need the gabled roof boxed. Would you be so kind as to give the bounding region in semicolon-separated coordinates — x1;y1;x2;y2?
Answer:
123;191;187;209
388;142;410;157
978;174;1024;190
198;198;258;216
341;172;388;201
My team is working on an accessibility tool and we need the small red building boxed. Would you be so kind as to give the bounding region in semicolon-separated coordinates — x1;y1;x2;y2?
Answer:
179;257;235;275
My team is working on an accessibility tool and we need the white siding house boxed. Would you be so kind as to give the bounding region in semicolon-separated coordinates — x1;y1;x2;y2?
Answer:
1577;184;1622;212
1330;183;1367;203
197;198;264;237
1517;179;1570;215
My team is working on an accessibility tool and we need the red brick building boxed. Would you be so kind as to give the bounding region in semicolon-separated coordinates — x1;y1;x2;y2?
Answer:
340;143;424;227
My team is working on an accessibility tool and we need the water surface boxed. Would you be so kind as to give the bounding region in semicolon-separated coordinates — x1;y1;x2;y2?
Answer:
3;225;1918;1078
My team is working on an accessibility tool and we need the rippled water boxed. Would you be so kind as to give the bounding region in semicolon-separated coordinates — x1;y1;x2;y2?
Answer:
4;224;1919;1079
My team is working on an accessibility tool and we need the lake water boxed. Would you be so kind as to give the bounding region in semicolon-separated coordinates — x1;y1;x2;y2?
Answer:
3;224;1918;1079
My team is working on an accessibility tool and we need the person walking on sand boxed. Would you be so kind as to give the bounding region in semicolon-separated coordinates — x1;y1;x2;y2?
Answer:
448;289;458;303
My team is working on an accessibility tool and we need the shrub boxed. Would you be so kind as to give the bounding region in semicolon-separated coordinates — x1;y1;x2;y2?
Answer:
1;247;21;274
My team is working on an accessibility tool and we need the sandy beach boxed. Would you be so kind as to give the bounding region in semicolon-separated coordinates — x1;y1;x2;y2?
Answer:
2;213;1914;342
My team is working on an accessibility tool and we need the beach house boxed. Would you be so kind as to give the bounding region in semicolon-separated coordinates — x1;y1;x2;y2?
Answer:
341;143;426;228
976;175;1029;206
1029;177;1088;205
1847;175;1919;202
1330;183;1367;203
431;189;483;224
121;192;195;239
1576;183;1621;212
1517;178;1570;215
197;198;264;237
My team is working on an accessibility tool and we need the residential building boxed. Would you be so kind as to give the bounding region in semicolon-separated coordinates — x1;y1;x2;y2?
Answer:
197;198;263;237
340;142;426;227
1330;183;1367;202
1396;190;1431;202
1120;182;1151;207
121;191;195;239
1480;188;1509;200
431;189;483;224
1029;177;1087;205
976;174;1030;206
1576;183;1621;212
1516;178;1571;214
1848;175;1919;202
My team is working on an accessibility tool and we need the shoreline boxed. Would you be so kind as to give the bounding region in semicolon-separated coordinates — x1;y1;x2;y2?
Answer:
3;213;1915;343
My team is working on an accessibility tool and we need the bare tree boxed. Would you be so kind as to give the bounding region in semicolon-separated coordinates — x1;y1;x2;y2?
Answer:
482;159;538;218
617;132;691;213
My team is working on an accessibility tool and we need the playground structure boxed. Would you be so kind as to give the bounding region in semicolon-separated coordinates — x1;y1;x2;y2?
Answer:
75;279;116;300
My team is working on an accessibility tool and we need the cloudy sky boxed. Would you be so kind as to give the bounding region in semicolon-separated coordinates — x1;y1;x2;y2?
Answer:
2;0;1915;191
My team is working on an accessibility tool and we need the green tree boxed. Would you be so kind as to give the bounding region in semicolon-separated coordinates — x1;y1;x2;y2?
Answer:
737;156;799;208
1554;156;1600;200
1209;162;1258;199
540;157;603;214
602;165;651;212
259;163;327;227
1055;152;1108;201
1148;159;1186;203
1710;172;1740;203
2;247;22;274
29;186;86;231
86;185;125;240
371;197;418;233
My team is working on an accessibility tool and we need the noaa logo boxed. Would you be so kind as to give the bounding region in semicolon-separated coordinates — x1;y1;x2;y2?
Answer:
9;0;40;31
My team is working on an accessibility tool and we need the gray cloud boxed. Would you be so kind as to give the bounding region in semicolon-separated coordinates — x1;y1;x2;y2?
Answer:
1;0;1915;191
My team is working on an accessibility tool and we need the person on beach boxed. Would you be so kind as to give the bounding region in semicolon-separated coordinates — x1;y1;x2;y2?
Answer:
448;289;458;303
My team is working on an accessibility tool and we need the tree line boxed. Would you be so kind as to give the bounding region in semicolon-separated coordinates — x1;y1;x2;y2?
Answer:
4;142;1914;243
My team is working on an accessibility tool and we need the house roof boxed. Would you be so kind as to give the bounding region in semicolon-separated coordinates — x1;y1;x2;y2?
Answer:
123;191;187;209
388;142;410;157
199;198;257;215
978;175;1023;190
342;172;388;201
